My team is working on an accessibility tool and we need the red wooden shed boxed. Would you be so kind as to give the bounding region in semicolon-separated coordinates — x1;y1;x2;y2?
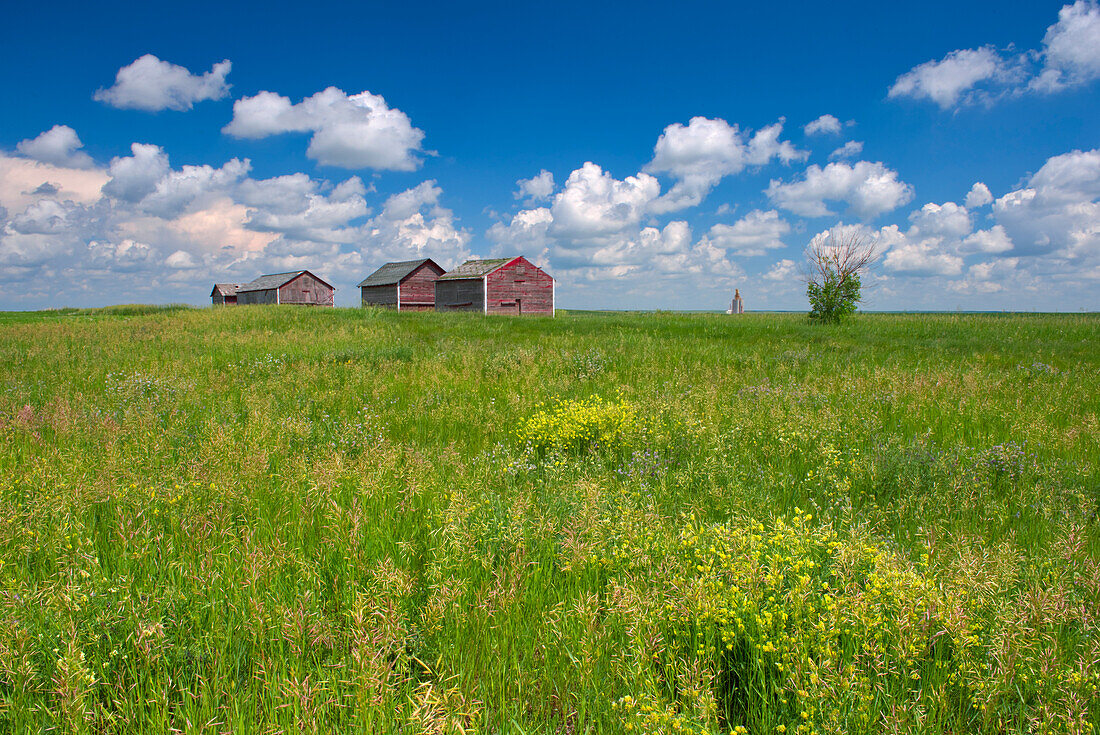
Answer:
435;256;554;315
211;283;241;305
236;270;335;306
357;258;445;310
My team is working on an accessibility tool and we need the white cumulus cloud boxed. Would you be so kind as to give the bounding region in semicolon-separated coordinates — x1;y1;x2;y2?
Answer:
889;2;1100;108
645;117;805;213
549;162;660;239
961;225;1015;253
965;182;994;208
829;141;864;161
94;54;231;112
698;209;790;256
515;170;555;202
888;47;1007;109
804;114;842;136
992;147;1100;258
880;225;965;276
1030;0;1100;92
488;207;554;258
763;258;799;282
766;160;914;219
908;201;972;240
16;126;94;169
102;143;172;202
224;87;425;171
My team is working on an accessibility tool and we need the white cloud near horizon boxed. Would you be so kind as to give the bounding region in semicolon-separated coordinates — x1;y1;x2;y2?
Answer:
94;55;232;112
224;87;425;171
0;134;471;303
2;101;1097;310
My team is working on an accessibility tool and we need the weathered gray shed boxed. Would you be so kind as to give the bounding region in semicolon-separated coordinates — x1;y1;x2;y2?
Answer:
236;270;335;306
358;258;445;310
211;283;241;305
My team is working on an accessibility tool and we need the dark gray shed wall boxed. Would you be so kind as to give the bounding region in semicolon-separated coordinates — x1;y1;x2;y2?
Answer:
361;284;399;307
237;288;278;305
434;278;485;312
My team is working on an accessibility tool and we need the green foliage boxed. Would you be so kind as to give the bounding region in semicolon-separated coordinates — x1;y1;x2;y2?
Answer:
0;306;1097;733
807;272;862;324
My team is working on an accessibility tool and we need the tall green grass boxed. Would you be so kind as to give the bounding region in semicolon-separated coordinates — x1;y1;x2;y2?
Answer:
0;307;1097;733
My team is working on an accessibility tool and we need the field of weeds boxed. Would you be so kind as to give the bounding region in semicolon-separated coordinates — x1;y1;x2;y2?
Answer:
0;305;1097;734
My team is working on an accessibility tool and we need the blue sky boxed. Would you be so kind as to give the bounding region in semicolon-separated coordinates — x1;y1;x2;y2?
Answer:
1;0;1097;310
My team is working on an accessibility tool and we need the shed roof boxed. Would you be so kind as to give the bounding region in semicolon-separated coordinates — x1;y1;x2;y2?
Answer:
237;270;334;293
211;283;241;297
438;258;515;280
357;258;440;288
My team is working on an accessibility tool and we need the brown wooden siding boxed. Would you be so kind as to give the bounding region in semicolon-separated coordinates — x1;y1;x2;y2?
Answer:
399;261;445;308
485;257;554;315
279;272;334;306
435;278;485;312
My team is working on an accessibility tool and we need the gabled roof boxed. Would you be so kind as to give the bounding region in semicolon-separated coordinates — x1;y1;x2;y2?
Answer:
237;270;334;293
357;258;442;288
211;283;241;297
438;257;516;280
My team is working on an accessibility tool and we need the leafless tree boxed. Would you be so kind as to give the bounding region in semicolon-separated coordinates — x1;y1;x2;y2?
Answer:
802;228;879;285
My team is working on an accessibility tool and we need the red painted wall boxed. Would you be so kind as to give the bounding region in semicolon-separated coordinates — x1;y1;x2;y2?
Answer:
485;257;553;315
400;261;445;308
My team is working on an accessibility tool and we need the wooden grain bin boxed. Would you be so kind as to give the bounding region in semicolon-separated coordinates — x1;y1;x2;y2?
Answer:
211;283;241;305
435;256;554;315
236;270;335;306
357;258;445;311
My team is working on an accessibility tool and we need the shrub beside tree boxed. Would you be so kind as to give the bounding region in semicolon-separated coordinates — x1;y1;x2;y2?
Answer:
803;229;878;324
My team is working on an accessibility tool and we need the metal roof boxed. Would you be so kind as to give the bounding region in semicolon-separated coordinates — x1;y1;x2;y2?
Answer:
211;283;241;296
237;270;334;293
438;258;515;280
357;258;440;288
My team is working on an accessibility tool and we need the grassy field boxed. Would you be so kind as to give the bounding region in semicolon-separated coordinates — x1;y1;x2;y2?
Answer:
0;306;1097;734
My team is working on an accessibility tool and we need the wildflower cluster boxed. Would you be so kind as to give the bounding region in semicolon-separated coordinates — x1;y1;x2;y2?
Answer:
614;509;1100;734
514;394;642;458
